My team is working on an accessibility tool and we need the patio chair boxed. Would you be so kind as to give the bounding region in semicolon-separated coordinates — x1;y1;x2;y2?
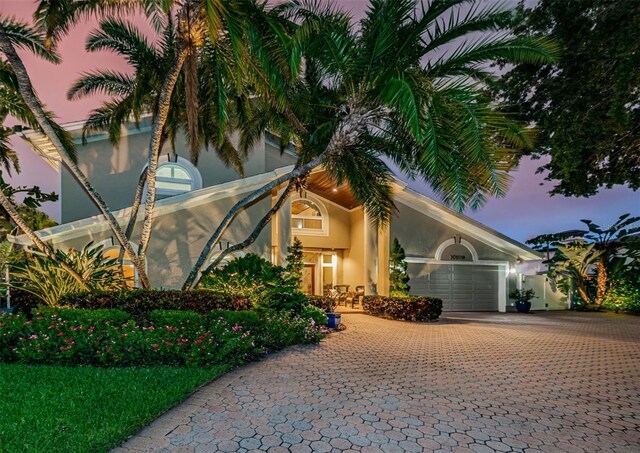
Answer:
346;286;365;308
333;285;350;307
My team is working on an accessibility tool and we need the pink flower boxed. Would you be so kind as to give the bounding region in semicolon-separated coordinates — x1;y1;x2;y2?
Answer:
152;344;159;349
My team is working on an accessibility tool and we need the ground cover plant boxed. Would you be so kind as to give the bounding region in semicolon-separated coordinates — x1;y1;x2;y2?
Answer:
0;363;227;453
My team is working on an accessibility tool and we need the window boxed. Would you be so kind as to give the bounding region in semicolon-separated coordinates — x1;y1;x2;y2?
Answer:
144;156;202;200
291;197;328;236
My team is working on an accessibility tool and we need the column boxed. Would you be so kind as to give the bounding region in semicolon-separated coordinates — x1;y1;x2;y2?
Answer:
276;188;291;266
363;217;378;295
377;224;390;296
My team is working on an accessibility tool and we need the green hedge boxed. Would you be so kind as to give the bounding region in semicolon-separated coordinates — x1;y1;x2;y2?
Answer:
57;289;253;321
362;295;443;321
307;296;333;312
0;308;323;367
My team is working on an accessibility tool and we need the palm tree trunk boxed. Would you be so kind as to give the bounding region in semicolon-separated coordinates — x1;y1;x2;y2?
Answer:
136;44;189;263
595;261;607;305
0;189;89;290
0;26;151;288
182;104;374;289
194;180;295;287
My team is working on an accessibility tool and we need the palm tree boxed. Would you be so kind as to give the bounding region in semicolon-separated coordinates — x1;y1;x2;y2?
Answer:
0;36;88;287
67;17;257;242
0;15;153;286
2;0;297;287
183;0;557;288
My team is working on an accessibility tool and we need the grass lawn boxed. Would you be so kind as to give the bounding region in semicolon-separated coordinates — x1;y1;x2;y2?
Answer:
0;364;228;452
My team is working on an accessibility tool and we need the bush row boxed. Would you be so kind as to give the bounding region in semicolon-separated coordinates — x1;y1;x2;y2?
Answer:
0;308;323;367
362;295;443;321
56;289;253;321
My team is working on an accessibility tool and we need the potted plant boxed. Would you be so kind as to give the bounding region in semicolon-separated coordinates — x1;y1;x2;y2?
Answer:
509;288;536;313
326;293;341;329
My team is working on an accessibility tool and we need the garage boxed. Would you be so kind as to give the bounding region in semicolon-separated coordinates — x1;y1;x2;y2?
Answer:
408;262;500;311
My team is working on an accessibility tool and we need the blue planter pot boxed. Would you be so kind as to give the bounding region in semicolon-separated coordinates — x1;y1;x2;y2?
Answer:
327;313;341;329
516;301;531;313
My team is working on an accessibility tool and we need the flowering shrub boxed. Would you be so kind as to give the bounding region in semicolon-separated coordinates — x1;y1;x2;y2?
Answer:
58;289;253;321
307;296;333;312
0;307;323;367
362;295;443;321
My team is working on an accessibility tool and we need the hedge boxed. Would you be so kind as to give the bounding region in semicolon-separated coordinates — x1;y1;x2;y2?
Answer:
307;296;333;312
0;308;323;367
362;295;442;321
57;289;253;321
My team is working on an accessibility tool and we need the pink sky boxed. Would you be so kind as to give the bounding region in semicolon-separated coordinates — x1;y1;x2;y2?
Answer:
2;0;638;242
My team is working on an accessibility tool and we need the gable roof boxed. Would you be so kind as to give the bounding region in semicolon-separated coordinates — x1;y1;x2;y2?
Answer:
9;165;541;260
390;181;542;260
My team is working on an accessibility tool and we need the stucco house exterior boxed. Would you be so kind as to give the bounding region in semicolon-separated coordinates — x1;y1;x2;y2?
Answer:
9;118;566;312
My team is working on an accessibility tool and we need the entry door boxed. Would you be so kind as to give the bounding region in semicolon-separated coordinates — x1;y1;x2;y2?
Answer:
302;264;315;295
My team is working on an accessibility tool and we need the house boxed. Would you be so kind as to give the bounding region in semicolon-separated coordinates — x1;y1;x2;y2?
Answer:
8;118;566;312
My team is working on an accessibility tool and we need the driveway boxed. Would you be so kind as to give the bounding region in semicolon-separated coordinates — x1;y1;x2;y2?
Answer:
117;312;640;452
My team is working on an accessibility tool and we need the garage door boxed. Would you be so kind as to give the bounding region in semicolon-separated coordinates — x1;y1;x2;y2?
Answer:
408;263;499;311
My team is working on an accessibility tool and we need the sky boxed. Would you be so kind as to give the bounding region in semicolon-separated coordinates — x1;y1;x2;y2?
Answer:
1;0;638;243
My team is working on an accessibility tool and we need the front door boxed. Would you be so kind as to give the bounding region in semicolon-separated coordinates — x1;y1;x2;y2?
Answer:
302;264;315;295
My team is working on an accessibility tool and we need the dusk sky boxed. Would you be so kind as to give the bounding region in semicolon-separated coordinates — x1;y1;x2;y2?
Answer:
2;0;638;243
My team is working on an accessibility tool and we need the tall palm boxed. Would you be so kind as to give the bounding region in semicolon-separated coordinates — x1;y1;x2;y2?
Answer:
0;27;89;287
68;17;258;240
184;0;557;288
2;0;297;286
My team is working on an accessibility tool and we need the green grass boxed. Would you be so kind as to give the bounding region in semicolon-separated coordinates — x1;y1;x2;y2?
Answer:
0;364;228;453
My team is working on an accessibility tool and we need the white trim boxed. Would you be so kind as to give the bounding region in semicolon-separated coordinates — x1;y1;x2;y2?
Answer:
434;238;478;262
8;166;296;246
498;264;507;312
290;194;329;237
405;257;507;266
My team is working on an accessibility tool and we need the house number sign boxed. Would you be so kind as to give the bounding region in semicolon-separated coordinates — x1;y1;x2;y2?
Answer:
449;254;466;261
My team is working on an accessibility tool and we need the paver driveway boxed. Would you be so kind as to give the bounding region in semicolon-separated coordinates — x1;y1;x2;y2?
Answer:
117;312;640;452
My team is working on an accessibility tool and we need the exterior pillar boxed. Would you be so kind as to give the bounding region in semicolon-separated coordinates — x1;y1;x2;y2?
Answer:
377;224;390;296
498;264;507;312
275;188;291;266
363;216;378;295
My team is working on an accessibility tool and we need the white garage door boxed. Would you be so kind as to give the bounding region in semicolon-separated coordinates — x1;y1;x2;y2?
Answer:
408;263;499;311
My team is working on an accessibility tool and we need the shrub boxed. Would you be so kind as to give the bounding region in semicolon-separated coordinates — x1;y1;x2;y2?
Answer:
0;307;324;367
254;309;324;351
58;289;252;321
362;295;442;322
602;276;640;314
259;291;308;313
299;304;328;326
199;254;288;302
8;244;125;307
307;296;332;312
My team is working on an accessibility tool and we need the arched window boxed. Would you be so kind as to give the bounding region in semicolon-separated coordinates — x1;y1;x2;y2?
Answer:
144;156;203;200
291;196;328;236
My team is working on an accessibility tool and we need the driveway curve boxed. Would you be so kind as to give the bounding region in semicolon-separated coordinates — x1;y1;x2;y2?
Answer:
117;312;640;452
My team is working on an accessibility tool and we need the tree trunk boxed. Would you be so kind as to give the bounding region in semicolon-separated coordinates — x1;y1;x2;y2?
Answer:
136;44;189;262
0;26;151;288
595;261;607;305
182;104;374;289
195;180;295;286
0;189;89;290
